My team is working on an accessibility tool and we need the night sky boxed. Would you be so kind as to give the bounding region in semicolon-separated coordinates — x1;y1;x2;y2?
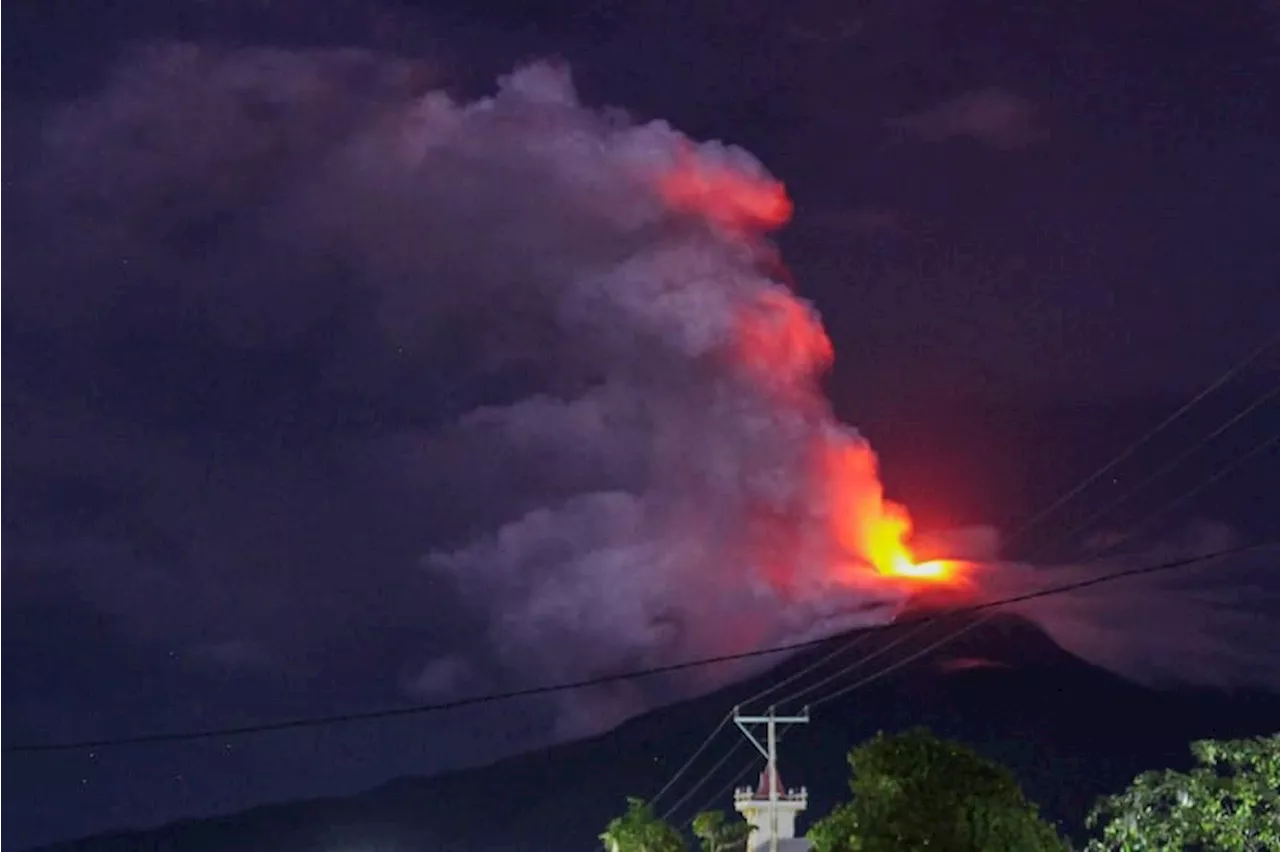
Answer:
4;1;1280;849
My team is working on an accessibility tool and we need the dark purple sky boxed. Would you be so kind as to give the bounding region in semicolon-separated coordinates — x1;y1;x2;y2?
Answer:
4;1;1279;848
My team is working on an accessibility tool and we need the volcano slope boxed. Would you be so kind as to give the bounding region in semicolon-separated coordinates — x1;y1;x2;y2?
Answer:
29;612;1280;852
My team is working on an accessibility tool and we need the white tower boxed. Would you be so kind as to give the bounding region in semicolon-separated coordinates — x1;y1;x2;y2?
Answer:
731;706;810;852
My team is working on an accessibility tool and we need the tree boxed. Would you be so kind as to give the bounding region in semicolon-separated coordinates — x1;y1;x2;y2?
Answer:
601;798;687;852
692;810;753;852
807;727;1070;852
1086;733;1280;851
806;801;861;852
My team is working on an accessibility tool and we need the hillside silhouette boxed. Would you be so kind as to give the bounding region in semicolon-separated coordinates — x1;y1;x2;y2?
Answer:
31;611;1280;852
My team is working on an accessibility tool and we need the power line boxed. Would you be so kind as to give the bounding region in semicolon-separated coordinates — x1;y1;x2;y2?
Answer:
649;714;731;808
657;396;1280;810
808;613;996;711
1093;431;1280;558
1003;328;1279;550
650;618;879;811
672;425;1279;810
676;721;806;827
673;725;801;826
758;422;1277;716
683;754;765;828
7;542;1271;756
654;532;1276;814
782;616;965;711
652;332;1280;816
672;425;1277;808
641;330;1280;811
659;738;747;821
658;622;938;820
671;615;997;823
781;353;1276;725
1039;382;1280;556
740;630;875;715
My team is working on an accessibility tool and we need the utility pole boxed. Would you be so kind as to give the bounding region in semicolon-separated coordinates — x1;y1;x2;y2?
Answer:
733;705;809;852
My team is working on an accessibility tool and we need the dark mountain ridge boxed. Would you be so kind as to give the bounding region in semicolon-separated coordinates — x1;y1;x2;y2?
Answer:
32;612;1280;852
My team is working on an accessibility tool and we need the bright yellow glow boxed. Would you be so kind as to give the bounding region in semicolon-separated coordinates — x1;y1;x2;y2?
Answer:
868;527;960;584
821;438;965;587
886;557;956;581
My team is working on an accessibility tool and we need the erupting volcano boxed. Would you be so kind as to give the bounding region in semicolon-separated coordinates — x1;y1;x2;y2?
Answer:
822;434;969;589
655;138;970;603
9;41;1280;852
35;52;1268;758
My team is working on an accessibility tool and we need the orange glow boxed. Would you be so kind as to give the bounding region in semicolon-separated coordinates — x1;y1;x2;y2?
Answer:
860;502;962;584
735;290;834;383
650;150;965;595
823;437;966;587
656;150;793;233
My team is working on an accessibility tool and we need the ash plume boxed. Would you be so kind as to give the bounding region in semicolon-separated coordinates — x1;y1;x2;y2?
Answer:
9;43;1277;755
10;44;907;736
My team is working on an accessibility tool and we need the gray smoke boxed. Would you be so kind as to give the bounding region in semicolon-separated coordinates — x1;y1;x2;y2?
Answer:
10;43;1277;752
11;44;916;738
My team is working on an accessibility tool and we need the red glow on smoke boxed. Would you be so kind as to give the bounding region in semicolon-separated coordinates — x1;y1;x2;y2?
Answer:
656;152;793;233
736;290;835;384
656;155;966;597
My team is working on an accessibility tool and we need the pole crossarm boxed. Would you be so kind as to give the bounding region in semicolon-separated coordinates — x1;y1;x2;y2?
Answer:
731;706;810;852
732;706;809;761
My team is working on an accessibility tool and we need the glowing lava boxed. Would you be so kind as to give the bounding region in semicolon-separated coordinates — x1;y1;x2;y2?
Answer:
824;436;966;587
863;504;962;585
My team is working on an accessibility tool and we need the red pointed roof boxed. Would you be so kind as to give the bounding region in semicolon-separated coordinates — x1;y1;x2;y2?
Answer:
755;764;784;798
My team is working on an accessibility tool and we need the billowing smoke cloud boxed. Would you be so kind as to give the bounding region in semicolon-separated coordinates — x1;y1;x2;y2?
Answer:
10;43;916;734
8;43;1277;753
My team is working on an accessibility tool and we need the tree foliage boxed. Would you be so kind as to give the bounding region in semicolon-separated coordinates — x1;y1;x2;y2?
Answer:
807;801;861;852
1085;733;1280;852
601;798;687;852
807;727;1069;852
601;799;757;852
692;810;753;852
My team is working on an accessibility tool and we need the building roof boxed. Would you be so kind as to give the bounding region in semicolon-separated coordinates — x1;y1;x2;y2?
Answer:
755;765;783;799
